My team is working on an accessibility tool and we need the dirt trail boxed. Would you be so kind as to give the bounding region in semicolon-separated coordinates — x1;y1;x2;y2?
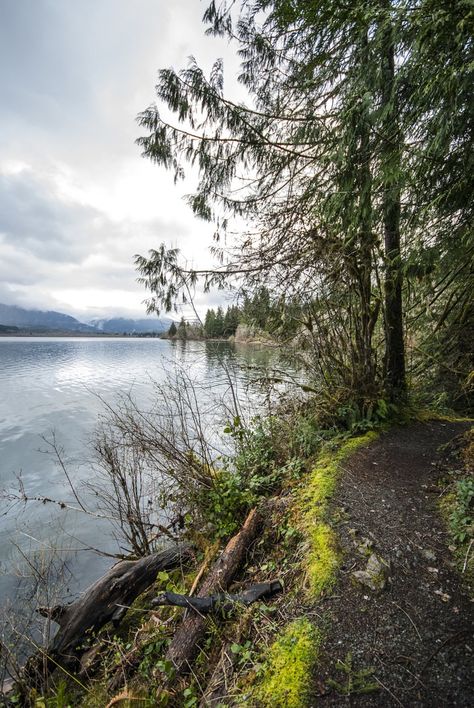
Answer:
313;421;473;707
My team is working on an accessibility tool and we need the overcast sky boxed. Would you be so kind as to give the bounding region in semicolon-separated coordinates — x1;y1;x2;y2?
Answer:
0;0;240;320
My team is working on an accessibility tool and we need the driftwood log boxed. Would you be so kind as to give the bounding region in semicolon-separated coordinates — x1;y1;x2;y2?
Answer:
164;507;260;676
24;544;192;686
107;582;281;692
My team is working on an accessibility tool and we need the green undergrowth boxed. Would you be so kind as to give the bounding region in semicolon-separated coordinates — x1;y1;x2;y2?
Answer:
246;430;380;707
415;409;474;423
26;405;390;707
439;427;474;591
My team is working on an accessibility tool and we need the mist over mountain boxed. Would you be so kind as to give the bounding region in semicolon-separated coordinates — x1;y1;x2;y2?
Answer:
89;317;171;334
0;303;172;335
0;303;96;332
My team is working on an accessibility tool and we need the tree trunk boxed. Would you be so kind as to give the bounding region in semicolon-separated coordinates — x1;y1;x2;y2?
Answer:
380;0;406;400
355;29;377;400
23;545;192;688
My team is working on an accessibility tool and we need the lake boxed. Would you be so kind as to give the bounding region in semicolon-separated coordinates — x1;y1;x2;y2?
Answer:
0;337;276;616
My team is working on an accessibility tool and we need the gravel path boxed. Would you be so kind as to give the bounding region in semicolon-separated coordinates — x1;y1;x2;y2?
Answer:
312;421;473;707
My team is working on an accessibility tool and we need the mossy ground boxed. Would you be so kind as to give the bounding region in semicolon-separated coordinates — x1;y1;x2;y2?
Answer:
241;431;379;707
307;420;473;706
299;431;379;598
31;414;470;707
61;430;380;708
438;426;474;592
253;618;322;708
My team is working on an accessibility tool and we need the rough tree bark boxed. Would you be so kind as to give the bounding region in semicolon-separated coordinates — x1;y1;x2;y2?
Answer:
108;508;262;692
380;0;406;400
151;581;282;613
165;507;260;676
24;545;192;687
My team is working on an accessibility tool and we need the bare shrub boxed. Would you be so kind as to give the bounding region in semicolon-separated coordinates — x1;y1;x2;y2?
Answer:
88;368;248;547
1;539;74;698
2;365;255;559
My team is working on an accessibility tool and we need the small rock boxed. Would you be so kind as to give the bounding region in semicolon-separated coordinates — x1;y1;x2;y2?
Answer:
352;553;390;593
1;678;14;696
434;589;451;602
422;549;437;561
357;537;374;555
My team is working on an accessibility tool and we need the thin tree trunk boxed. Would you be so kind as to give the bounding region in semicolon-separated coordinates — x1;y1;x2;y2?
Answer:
340;29;377;402
356;29;377;400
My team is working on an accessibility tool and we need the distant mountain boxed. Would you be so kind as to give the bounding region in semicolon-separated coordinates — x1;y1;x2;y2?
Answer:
0;303;96;332
90;317;171;334
0;303;172;335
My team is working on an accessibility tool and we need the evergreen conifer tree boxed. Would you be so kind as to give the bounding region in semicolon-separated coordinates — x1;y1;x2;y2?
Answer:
177;316;187;340
135;0;472;408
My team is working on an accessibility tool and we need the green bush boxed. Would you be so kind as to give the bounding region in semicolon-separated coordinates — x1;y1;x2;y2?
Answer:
449;478;474;543
199;415;310;538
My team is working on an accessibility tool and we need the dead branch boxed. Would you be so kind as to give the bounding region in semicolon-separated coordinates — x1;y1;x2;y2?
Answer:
165;507;260;676
151;581;282;614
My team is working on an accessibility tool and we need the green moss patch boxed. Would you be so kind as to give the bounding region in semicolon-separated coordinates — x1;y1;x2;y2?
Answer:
254;618;321;707
415;410;474;424
300;431;378;597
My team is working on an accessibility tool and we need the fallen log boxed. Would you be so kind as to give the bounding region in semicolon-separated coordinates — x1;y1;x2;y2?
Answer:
151;580;282;614
107;549;219;693
24;544;192;687
164;507;260;676
108;581;282;694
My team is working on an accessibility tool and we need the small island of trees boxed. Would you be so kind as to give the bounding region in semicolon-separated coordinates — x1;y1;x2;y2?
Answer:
164;288;291;341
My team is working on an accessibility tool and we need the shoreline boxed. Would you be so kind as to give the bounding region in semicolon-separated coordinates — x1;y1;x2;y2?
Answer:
0;332;163;338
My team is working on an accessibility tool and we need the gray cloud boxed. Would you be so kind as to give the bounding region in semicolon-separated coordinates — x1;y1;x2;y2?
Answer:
0;0;241;319
0;170;101;262
0;163;219;318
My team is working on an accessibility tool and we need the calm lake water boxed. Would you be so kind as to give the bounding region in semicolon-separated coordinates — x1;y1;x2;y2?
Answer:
0;337;275;614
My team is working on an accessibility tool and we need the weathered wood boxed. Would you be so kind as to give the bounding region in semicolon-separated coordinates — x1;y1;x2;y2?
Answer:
165;508;260;676
151;581;282;614
106;582;281;694
24;544;192;686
